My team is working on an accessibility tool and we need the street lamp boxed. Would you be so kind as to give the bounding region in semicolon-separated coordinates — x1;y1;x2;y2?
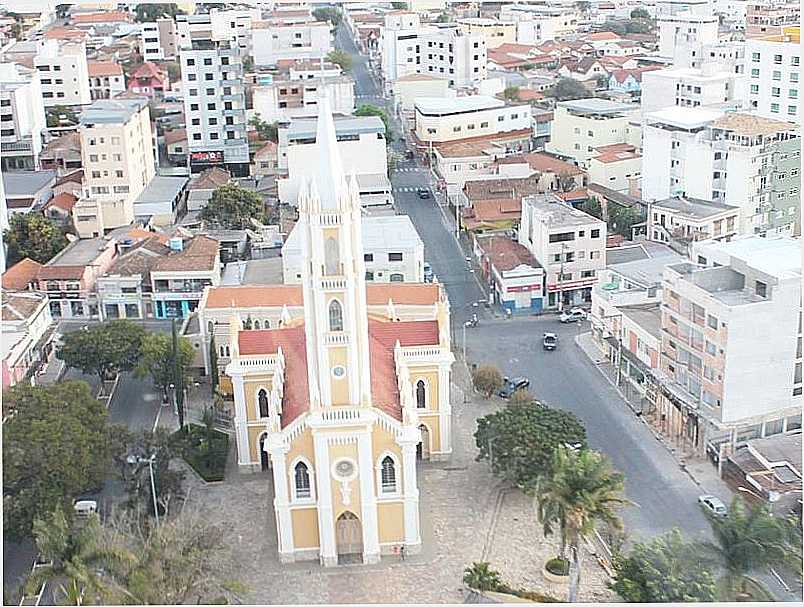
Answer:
738;486;763;500
127;452;159;526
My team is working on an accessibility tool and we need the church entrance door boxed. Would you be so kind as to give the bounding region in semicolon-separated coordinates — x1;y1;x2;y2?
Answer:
335;511;363;564
259;433;270;471
417;425;430;461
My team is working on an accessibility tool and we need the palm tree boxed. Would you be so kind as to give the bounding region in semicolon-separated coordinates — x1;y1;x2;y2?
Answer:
536;447;632;602
700;498;790;600
463;562;502;592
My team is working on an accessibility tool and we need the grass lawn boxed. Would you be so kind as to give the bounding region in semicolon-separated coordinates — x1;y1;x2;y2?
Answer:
172;424;229;482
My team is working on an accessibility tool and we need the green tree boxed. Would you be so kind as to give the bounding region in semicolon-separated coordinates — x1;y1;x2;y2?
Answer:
558;171;579;192
463;562;503;591
248;113;278;142
502;85;521;101
354;103;392;141
609;204;645;238
4;213;68;266
601;20;628;36
3;382;112;540
474;405;586;492
209;335;219;395
575;1;591;13
630;8;650;19
200;183;267;229
436;11;451;22
701;498;791;600
626;18;654;34
537;447;631;602
579;197;603;219
326;49;353;72
313;7;342;26
391;1;409;8
546;78;592;101
134;3;183;22
509;388;535;407
57;320;146;384
163;60;181;82
471;364;503;398
46;104;78;127
135;333;194;400
611;529;718;602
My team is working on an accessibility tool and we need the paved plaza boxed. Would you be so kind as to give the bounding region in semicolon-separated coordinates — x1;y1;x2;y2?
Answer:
182;366;615;604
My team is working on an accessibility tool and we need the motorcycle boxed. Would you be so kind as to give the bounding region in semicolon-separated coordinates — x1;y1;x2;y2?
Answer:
464;314;478;328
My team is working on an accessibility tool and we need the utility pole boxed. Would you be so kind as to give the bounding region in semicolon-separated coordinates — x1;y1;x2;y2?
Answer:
557;242;567;312
172;318;185;431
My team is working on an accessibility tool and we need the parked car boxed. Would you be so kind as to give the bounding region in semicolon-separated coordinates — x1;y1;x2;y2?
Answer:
417;188;431;199
423;262;433;282
73;499;98;519
498;376;530;398
698;494;728;517
405;150;414;160
560;307;587;323
543;332;558;351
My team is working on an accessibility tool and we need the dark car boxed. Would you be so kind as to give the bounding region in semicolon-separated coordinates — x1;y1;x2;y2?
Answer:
417;188;431;199
498;376;530;398
543;332;558;351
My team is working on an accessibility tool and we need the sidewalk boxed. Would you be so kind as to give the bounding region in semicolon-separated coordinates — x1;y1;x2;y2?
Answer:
574;331;734;499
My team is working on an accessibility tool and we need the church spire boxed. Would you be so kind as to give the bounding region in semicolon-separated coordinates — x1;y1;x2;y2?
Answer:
314;93;346;210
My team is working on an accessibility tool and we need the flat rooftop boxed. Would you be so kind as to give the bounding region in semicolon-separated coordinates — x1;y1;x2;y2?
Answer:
710;112;798;137
284;215;422;252
80;98;148;125
414;95;505;116
287;115;384;140
523;194;604;228
2;170;57;197
667;263;765;306
646;106;724;129
695;235;801;280
48;237;111;266
558;98;635;115
610;249;685;286
221;257;284;286
620;303;662;340
134;175;188;205
652;196;738;219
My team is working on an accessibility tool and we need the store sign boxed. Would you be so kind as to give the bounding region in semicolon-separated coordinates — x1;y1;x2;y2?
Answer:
190;150;223;165
507;284;541;293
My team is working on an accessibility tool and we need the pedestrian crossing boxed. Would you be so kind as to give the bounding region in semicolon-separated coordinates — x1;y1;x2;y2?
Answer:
393;186;422;192
392;167;424;173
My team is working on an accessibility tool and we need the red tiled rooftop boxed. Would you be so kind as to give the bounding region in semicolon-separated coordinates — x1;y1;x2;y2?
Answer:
2;258;42;290
73;11;131;24
88;61;123;77
44;192;78;212
478;236;538;272
497;152;584;176
37;265;86;280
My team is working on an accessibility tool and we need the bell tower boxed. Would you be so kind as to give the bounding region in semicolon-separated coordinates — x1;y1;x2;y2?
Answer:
298;96;373;409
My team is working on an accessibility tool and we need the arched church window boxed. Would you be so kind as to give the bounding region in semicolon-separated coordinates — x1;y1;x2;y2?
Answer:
329;300;344;332
294;462;311;498
416;380;426;408
258;389;269;418
390;273;404;282
324;237;340;276
224;345;230;357
207;321;214;334
254;320;261;330
381;456;396;493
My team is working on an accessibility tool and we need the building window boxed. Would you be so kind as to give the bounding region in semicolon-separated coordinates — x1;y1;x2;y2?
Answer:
258;389;269;417
364;253;373;262
388;252;403;262
329;300;343;332
707;315;718;330
294;462;311;499
591;229;600;238
416;379;426;408
380;456;397;493
755;280;767;297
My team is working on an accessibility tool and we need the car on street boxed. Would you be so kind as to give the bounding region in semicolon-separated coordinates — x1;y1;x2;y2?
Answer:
73;499;98;519
543;333;558;351
698;494;728;517
560;307;587;323
417;188;431;199
405;150;414;160
498;376;530;398
423;262;433;282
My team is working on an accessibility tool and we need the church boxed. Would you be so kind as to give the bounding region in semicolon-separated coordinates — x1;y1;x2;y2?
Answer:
210;99;455;566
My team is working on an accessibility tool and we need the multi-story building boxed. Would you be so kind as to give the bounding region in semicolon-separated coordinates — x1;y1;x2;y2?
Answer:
642;108;800;236
657;235;802;458
641;62;747;115
180;37;249;176
587;143;642;193
177;9;259;55
456;18;517;49
0;62;45;171
278;115;390;207
127;62;169;99
518;193;607;309
545;98;638;168
87;61;125;100
252;69;354;123
745;1;799;38
35;236;118;319
498;4;580;43
72;98;155;238
647;196;741;249
34;40;91;108
140;17;178;61
657;10;719;62
252;19;332;67
413;95;531;145
283;214;424;285
1;290;54;388
745;26;799;122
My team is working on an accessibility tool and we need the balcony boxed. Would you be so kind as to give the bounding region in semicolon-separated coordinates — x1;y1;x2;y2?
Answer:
1;139;34;154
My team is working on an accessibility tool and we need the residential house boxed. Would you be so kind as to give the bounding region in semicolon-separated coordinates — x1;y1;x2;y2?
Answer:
251;141;279;178
164;128;187;165
39;132;83;174
608;67;662;93
187;166;231;212
2;170;56;215
648;196;740;251
459;174;541;233
42;192;78;226
474;235;544;313
87;60;125;100
1;290;54;388
495;152;587;192
1;258;42;291
588;143;642;193
126;61;168;99
558;57;609;82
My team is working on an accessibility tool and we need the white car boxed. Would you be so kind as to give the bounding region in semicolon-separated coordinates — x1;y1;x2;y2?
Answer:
698;494;728;517
73;499;98;518
560;307;587;323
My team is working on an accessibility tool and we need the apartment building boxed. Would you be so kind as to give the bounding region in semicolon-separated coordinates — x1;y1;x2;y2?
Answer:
140;17;178;60
587;143;642;193
498;4;580;43
456;18;517;49
277;115;390;206
283;215;424;284
87;61;125;100
745;27;799;122
657;10;719;63
518;193;607;309
647;196;741;247
72;98;155;238
745;1;799;38
1;289;54;389
36;237;118;319
641;63;746;115
545;98;638;168
252;67;354;123
414;95;531;144
252;20;332;67
642;108;800;236
658;236;802;457
177;9;259;54
34;39;91;108
180;37;249;177
0;62;45;171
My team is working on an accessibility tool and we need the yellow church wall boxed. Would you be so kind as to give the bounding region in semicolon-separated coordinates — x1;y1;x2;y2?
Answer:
377;502;405;544
370;425;400;462
218;375;233;396
418;414;441;453
327;347;349;404
243;375;276;422
328;442;362;518
247;425;271;463
410;368;439;411
291;507;320;549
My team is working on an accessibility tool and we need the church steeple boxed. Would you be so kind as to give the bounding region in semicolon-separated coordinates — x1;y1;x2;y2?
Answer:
299;95;373;410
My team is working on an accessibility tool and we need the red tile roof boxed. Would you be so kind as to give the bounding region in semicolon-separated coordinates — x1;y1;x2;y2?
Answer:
497;152;584;176
462;199;522;229
88;61;123;77
2;258;42;290
44;192;78;212
73;11;131;24
43;26;89;41
587;32;621;42
131;61;167;80
164;128;187;145
37;265;86;280
478;236;539;272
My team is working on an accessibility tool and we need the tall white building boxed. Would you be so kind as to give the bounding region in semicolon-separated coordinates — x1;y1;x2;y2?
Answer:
498;4;580;43
251;20;332;67
745;27;800;122
642;108;800;236
413;95;531;144
35;39;91;107
252;71;354;123
180;37;249;177
0;62;46;171
140;17;178;61
641;63;746;115
177;9;259;54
